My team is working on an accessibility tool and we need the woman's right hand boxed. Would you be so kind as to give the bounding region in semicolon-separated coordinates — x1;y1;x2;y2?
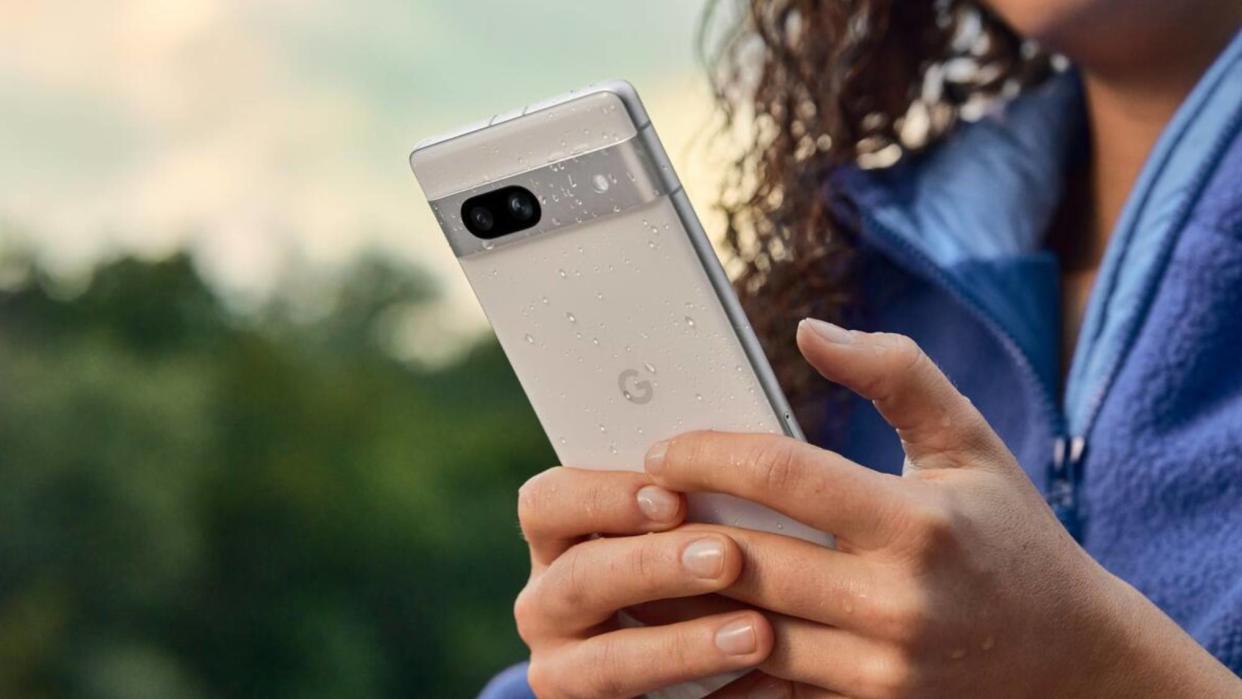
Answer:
515;466;775;698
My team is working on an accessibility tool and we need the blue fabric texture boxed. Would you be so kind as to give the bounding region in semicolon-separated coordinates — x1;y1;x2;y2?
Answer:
479;29;1242;696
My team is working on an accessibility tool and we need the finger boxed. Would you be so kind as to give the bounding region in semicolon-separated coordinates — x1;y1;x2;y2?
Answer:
707;525;884;631
518;466;685;566
707;671;845;699
763;614;911;699
531;611;773;699
645;432;910;549
521;531;742;635
796;319;1004;467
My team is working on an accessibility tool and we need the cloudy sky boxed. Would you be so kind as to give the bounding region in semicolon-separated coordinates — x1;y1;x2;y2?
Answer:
0;0;728;357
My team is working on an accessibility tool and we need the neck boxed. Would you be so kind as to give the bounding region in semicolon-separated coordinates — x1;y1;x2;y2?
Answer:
1073;21;1239;253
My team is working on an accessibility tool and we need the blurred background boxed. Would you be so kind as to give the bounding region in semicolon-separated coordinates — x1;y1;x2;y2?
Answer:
0;1;731;696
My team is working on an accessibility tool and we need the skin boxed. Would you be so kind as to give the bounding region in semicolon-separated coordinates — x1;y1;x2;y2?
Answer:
514;3;1242;697
992;0;1242;369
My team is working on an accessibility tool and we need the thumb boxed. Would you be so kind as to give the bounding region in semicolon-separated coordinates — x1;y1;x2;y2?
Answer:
795;318;1005;469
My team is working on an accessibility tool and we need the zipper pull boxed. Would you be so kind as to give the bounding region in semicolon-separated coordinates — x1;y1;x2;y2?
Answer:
1048;435;1086;539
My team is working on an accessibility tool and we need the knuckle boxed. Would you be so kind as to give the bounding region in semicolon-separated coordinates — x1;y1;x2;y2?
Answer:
909;501;959;553
868;590;931;645
618;537;662;586
525;658;569;699
517;469;557;534
749;437;803;495
585;638;626;698
513;585;540;643
883;333;927;373
864;647;918;699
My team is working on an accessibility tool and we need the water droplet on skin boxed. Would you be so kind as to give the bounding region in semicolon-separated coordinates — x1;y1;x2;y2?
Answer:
591;173;610;193
843;602;854;614
566;312;577;323
643;362;656;374
949;648;967;661
558;268;567;279
524;334;535;344
981;636;995;652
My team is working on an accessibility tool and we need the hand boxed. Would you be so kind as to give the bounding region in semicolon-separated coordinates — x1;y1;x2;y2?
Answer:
513;466;775;698
643;320;1241;699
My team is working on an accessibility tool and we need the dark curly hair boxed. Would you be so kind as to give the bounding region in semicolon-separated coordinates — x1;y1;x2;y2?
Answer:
701;0;1051;427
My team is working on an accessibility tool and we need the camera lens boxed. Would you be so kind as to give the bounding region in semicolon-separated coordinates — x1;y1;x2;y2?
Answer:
507;191;536;222
467;205;494;232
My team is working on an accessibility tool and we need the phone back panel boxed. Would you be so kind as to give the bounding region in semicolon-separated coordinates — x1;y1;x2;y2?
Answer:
411;82;828;546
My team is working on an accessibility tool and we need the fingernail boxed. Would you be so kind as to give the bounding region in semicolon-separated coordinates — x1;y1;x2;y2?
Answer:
681;537;726;578
636;485;679;522
802;317;854;344
748;677;792;699
714;617;757;656
645;440;669;475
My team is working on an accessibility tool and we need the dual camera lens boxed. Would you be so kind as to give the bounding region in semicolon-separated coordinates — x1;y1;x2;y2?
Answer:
461;186;541;239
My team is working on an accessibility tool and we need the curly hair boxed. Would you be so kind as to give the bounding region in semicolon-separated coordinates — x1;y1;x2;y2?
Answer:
701;0;1051;427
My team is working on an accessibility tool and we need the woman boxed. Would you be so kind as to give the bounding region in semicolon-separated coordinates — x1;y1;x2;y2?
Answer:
484;1;1242;697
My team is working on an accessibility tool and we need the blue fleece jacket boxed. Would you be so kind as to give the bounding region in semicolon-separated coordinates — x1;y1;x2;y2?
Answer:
480;29;1242;698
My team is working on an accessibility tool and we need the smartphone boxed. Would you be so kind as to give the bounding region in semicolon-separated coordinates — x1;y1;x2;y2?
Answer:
409;81;831;547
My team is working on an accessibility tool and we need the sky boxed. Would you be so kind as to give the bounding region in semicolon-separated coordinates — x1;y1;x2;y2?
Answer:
0;0;731;360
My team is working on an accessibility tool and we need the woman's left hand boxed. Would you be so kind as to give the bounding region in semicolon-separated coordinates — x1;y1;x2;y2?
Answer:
640;319;1239;699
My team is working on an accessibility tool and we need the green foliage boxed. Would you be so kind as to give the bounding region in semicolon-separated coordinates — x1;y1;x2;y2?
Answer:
0;253;547;698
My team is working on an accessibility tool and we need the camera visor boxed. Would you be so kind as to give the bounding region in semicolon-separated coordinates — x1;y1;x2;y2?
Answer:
461;186;541;239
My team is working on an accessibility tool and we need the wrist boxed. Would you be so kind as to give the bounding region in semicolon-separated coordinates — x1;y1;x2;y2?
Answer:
1060;565;1239;699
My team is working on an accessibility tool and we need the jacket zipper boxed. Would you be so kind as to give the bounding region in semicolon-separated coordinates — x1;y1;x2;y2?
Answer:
858;211;1086;537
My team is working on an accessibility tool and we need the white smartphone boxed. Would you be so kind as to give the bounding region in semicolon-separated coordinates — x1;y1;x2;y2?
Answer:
410;79;830;699
410;81;831;548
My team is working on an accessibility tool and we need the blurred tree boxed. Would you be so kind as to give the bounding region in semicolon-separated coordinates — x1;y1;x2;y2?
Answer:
0;250;546;698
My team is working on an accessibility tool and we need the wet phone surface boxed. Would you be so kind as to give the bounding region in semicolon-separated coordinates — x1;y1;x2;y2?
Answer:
411;82;830;548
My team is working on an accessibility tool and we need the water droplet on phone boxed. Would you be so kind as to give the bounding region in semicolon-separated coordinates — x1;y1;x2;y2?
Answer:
558;437;567;445
608;442;618;455
684;316;697;329
598;423;607;433
647;240;657;249
643;362;656;374
566;312;576;323
524;334;535;344
591;174;610;193
596;292;605;300
557;268;567;279
541;296;550;305
695;393;704;402
591;337;600;346
481;239;496;250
